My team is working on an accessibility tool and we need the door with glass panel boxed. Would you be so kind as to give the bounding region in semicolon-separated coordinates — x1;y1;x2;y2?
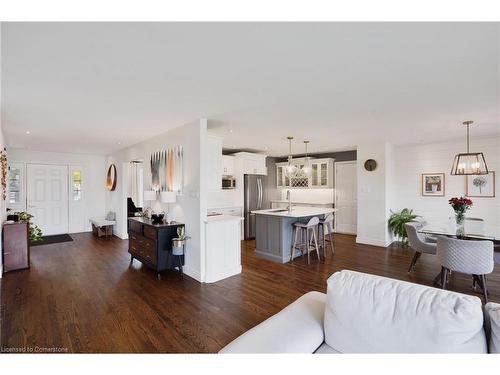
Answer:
69;166;85;233
26;164;69;235
8;163;25;212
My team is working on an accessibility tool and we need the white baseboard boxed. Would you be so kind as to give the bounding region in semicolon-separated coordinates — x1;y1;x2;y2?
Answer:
204;266;242;283
183;266;202;283
356;236;392;248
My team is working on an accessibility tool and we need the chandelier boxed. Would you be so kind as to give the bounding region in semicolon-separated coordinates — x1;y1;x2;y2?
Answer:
450;120;489;175
284;136;298;178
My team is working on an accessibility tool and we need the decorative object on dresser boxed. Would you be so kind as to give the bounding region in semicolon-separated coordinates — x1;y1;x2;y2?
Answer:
421;173;445;196
128;217;185;279
2;222;30;272
143;190;156;219
106;164;117;191
363;159;377;171
16;211;43;244
466;171;495;198
160;190;176;223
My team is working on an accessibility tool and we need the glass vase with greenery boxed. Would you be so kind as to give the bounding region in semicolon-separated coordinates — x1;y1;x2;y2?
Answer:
388;208;419;246
16;211;43;243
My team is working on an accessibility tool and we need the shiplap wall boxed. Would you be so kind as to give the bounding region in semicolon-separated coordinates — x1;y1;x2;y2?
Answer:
393;135;500;234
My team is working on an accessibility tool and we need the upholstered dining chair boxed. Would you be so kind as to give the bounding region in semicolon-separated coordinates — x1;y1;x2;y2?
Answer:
437;236;494;303
405;222;437;273
464;217;485;236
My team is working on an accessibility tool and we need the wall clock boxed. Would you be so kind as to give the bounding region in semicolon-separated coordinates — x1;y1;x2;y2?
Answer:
106;164;117;191
364;159;377;172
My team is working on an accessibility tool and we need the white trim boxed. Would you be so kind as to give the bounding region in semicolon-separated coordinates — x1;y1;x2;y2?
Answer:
183;266;202;282
356;236;391;248
334;160;357;234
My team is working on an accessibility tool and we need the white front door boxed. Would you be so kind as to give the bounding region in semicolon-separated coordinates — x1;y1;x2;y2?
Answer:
27;164;69;235
335;161;357;234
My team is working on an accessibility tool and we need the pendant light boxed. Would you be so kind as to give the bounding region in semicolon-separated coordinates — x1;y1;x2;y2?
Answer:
284;136;297;178
301;140;312;176
450;121;489;175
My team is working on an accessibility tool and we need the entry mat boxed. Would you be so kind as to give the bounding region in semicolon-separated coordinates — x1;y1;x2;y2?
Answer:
31;234;74;247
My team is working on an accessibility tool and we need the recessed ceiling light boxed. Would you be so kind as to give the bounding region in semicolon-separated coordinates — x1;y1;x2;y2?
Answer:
25;130;30;135
118;142;121;145
229;129;233;133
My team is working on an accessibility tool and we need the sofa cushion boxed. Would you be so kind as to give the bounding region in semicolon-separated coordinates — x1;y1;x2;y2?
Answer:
219;291;326;353
484;302;500;353
324;270;487;353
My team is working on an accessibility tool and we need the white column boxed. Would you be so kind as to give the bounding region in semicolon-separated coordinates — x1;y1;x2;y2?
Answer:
356;142;395;247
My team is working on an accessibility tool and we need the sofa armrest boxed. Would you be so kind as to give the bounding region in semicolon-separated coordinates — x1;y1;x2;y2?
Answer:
219;291;326;353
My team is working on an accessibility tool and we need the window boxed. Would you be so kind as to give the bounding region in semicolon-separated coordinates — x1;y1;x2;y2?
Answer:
72;170;82;201
8;166;22;204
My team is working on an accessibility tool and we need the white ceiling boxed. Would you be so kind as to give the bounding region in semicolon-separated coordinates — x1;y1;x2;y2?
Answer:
1;22;499;156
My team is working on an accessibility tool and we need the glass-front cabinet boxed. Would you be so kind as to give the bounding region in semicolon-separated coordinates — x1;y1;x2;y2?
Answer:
276;158;334;189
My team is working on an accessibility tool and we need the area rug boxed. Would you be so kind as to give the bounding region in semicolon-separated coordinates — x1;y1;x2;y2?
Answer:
31;234;74;247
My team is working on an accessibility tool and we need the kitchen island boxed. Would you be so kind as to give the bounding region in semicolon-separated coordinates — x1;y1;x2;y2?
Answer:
251;207;336;263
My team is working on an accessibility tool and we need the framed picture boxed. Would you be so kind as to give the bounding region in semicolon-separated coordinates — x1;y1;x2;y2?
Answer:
421;173;445;196
466;171;495;198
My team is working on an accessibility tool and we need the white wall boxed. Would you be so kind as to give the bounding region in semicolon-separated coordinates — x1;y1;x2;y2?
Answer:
6;148;106;232
356;143;394;247
105;119;207;282
393;136;500;234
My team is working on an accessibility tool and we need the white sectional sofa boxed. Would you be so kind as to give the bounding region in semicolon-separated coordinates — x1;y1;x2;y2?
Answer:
220;270;500;353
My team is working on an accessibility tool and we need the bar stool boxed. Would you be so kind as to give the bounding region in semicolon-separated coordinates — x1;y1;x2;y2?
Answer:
318;213;335;257
290;216;320;264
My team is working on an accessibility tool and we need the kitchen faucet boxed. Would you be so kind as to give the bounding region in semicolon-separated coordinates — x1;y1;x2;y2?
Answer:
286;190;292;212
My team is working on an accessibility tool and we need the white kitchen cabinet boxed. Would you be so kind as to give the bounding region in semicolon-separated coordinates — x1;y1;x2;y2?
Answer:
222;155;235;176
275;158;334;188
206;134;223;191
233;152;267;175
204;217;242;283
310;159;334;188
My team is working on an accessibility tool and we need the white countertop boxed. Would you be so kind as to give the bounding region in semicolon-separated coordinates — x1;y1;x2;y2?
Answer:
204;214;244;223
270;200;334;205
252;207;337;218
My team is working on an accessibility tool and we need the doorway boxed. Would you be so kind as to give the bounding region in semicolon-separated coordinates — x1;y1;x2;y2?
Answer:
26;164;69;235
334;161;357;234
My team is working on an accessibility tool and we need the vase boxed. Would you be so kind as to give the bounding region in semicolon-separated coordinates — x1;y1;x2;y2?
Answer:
455;212;465;236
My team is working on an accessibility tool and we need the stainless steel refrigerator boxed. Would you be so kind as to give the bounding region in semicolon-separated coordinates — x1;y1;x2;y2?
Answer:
244;174;269;240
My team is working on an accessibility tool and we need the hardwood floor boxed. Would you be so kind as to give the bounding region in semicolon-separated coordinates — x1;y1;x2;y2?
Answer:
1;232;499;353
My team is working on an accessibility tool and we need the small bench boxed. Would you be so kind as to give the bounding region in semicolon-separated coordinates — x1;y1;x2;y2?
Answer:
89;212;116;238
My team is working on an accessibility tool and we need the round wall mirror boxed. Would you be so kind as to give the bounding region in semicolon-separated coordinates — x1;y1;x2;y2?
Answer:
364;159;377;172
106;164;117;191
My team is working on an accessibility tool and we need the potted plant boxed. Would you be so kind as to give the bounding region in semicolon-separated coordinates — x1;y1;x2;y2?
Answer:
16;211;43;244
448;197;473;236
172;226;190;256
388;208;419;246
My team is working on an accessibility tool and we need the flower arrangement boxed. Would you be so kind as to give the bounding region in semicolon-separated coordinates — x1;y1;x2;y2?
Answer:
448;196;473;235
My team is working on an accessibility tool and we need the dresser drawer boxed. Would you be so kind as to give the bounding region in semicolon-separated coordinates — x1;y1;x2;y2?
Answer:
129;220;143;234
129;237;144;256
143;226;157;241
141;238;157;265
